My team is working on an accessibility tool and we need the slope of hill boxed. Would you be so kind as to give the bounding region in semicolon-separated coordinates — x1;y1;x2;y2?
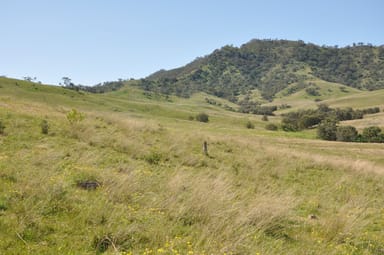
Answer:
270;82;384;114
1;78;384;254
141;39;384;101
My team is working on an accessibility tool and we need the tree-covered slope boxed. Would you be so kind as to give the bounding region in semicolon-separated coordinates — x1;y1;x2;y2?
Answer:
141;39;384;101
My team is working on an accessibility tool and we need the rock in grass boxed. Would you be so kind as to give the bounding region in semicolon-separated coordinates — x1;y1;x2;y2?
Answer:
77;180;101;190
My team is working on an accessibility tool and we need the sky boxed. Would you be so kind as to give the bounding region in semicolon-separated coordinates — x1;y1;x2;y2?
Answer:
1;0;384;85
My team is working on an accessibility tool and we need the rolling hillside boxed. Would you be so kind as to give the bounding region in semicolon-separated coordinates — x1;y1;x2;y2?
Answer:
1;77;384;254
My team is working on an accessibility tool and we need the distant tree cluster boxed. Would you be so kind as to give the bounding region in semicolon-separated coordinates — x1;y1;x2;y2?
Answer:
238;98;277;115
282;104;380;131
318;121;384;143
63;77;125;93
205;98;236;112
23;76;41;83
281;103;382;143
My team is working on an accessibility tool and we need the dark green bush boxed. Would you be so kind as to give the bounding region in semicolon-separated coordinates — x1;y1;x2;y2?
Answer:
196;113;209;123
317;118;338;141
144;151;162;165
245;120;254;129
362;126;383;143
317;119;337;141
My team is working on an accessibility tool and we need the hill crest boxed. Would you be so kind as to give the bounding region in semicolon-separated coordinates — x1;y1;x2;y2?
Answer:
142;39;384;101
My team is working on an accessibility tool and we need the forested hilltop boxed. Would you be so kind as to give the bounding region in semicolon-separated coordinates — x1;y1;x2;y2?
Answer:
140;39;384;101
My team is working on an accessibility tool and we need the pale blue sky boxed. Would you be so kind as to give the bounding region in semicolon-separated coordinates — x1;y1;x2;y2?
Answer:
1;0;383;85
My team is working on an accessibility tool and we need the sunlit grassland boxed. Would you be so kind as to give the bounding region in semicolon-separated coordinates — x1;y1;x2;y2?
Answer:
325;89;384;109
271;80;366;114
1;78;384;254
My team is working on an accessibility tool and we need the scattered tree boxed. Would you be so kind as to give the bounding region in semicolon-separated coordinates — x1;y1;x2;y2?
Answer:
62;77;73;87
23;76;34;82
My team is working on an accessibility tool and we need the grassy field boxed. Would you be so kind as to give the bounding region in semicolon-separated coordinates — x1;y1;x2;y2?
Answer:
271;79;382;114
1;78;384;254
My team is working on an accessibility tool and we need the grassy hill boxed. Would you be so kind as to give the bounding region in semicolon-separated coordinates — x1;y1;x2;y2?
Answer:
1;77;384;254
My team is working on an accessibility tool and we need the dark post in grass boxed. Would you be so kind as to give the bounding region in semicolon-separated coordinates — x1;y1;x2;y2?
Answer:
203;141;208;156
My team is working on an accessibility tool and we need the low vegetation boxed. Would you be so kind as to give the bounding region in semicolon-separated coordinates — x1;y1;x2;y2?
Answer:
0;76;383;255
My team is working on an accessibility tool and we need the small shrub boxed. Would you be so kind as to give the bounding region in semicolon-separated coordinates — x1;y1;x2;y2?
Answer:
93;235;115;253
262;115;269;121
41;119;49;134
188;115;194;121
66;108;85;125
144;151;162;165
305;86;320;96
0;120;4;135
265;123;278;131
245;120;255;129
196;113;209;123
0;199;7;211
